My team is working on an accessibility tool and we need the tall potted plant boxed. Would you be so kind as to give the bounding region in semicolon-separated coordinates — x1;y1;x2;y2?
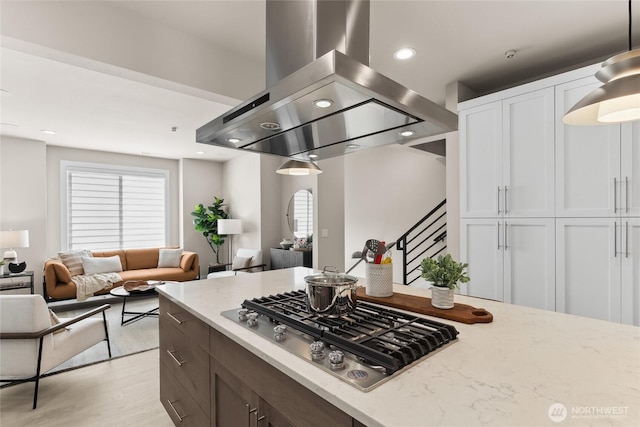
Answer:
191;197;229;264
420;254;470;309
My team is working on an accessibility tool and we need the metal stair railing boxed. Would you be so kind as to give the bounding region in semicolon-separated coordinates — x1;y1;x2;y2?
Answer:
395;199;447;286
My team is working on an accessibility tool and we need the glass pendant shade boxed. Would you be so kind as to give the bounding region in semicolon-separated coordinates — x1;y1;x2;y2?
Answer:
276;159;322;175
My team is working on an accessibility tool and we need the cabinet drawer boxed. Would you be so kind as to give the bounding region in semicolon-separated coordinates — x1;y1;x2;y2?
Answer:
160;296;208;351
160;360;209;426
159;316;210;414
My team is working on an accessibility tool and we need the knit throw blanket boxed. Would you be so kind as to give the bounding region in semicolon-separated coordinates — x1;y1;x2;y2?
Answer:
72;273;122;301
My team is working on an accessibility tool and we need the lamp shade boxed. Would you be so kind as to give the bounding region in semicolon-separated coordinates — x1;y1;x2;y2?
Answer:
218;219;242;235
276;159;322;175
0;230;30;249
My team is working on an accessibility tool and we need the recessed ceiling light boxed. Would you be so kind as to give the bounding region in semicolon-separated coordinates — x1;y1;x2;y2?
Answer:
308;154;319;159
400;130;415;137
228;137;241;144
393;47;416;61
313;99;333;108
196;151;205;155
260;122;281;131
41;129;56;135
346;144;360;149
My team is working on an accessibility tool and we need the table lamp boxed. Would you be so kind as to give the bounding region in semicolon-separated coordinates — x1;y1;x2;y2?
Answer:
217;219;242;264
1;230;30;273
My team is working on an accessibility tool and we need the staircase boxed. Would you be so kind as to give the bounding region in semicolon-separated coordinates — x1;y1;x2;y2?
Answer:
395;199;447;286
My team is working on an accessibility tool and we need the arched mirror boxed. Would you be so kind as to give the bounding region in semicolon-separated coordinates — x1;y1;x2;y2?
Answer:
287;189;313;238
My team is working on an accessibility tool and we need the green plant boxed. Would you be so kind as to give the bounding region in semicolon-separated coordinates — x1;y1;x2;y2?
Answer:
191;197;229;264
420;254;470;290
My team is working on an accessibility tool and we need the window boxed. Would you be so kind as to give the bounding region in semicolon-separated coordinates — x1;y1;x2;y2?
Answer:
61;161;169;251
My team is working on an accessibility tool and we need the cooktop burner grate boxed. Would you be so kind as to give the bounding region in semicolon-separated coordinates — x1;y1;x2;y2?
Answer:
241;290;458;375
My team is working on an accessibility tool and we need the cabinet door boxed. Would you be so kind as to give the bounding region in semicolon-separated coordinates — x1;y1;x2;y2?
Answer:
213;362;256;427
621;219;640;325
556;218;621;322
460;102;502;218
503;88;555;217
259;397;295;427
621;121;640;217
503;219;555;310
555;78;621;217
460;219;504;301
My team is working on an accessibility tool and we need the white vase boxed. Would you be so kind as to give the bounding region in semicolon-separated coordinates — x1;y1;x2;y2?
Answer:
431;286;454;309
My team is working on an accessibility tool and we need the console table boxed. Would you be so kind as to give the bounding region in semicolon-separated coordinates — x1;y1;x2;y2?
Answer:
0;270;34;294
270;248;312;269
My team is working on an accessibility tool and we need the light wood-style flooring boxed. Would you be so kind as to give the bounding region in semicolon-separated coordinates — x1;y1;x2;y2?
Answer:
0;349;173;426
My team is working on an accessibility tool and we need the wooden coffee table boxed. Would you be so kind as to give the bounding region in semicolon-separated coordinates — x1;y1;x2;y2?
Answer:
109;283;160;326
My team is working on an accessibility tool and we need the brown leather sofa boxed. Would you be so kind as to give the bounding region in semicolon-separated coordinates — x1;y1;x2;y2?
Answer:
44;248;199;300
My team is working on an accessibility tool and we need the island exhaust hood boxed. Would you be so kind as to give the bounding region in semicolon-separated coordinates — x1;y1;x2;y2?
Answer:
196;0;458;161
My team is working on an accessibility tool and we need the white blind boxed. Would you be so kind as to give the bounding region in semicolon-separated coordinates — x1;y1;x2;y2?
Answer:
293;190;313;238
63;163;168;250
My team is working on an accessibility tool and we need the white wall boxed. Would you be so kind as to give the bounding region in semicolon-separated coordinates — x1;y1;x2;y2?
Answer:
316;157;345;271
180;158;224;275
0;137;47;294
260;155;285;268
344;144;446;280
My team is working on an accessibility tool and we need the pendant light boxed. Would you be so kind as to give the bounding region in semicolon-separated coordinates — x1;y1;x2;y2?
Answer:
276;159;322;175
563;0;640;125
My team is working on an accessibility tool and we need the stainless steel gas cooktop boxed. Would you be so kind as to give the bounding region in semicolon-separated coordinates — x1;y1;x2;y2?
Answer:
222;290;459;391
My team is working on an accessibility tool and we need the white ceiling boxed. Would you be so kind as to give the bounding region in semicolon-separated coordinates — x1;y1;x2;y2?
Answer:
1;0;638;161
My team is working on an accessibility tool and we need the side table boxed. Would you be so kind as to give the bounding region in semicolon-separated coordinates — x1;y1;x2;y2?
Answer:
0;270;34;294
109;285;159;326
208;263;229;274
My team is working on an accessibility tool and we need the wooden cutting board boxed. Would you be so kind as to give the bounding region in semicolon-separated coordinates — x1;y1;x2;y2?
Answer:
354;288;493;324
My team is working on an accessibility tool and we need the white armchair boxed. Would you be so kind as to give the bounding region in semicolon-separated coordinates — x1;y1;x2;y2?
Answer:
0;295;111;409
207;248;266;279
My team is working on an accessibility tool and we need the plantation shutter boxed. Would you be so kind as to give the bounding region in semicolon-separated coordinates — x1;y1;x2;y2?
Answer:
64;163;168;250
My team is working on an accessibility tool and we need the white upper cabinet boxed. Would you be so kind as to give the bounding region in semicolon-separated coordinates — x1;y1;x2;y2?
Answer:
460;88;555;218
621;121;640;217
555;77;623;218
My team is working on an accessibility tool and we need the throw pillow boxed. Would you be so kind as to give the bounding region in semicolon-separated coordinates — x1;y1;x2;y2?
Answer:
58;250;93;276
232;256;252;271
158;248;183;268
82;255;123;275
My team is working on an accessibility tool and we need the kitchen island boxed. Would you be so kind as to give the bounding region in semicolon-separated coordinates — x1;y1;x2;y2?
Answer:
156;267;639;427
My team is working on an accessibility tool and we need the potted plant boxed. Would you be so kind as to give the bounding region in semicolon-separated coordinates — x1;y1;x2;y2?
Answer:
191;197;229;264
420;254;469;309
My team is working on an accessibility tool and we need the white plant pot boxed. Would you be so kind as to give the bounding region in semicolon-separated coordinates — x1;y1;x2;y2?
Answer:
431;286;454;309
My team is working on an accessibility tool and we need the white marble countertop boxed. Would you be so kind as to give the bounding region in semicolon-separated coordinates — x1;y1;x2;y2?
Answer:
156;268;640;427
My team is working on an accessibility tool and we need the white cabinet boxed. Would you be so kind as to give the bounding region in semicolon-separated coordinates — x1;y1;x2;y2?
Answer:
460;88;555;218
555;77;639;218
621;218;640;325
461;218;555;311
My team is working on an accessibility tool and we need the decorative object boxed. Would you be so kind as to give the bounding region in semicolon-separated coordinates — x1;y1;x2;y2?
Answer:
280;238;294;250
0;229;29;266
191;197;229;264
365;262;393;297
287;189;313;238
8;261;26;274
276;159;322;175
563;0;640;125
420;254;470;310
0;260;4;275
218;218;242;264
294;235;312;249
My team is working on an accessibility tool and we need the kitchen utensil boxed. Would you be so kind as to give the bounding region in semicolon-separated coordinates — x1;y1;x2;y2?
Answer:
304;266;360;317
374;241;386;264
345;245;369;274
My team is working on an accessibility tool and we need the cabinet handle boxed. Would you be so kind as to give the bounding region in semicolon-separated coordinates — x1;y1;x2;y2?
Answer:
625;176;629;214
167;400;186;422
497;222;501;250
504;222;509;250
626;221;629;258
504;186;508;214
614;177;618;213
614;221;618;258
497;187;501;214
166;349;186;366
167;312;184;325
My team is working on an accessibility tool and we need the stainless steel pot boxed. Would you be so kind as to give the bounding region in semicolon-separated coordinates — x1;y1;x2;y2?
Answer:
304;266;360;317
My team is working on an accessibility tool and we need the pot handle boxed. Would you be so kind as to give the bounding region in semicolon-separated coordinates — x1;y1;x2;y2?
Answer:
322;266;340;274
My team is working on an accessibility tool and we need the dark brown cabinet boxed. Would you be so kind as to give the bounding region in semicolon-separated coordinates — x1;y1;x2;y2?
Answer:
269;248;312;269
159;294;360;427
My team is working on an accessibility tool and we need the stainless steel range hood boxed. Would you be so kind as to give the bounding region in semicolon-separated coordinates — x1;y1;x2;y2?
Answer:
196;0;457;161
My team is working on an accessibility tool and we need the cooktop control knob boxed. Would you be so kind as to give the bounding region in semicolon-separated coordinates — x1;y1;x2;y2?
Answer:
328;350;345;370
246;312;259;327
273;325;287;341
238;308;249;321
310;341;325;360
